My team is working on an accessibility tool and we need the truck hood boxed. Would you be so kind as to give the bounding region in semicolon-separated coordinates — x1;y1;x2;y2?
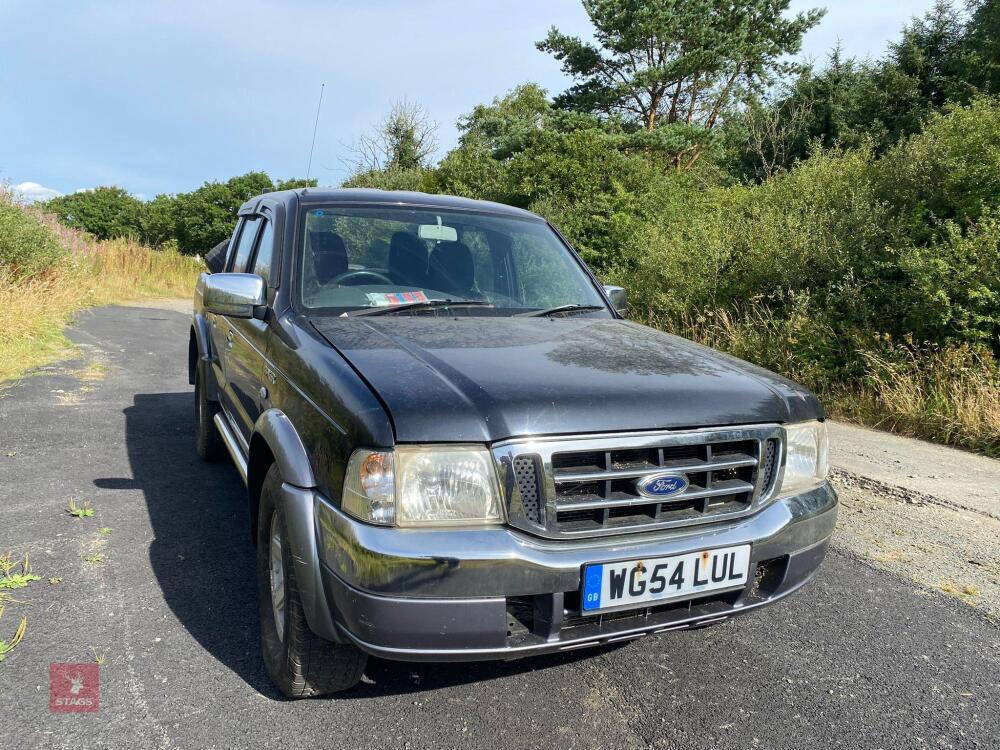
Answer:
310;316;822;443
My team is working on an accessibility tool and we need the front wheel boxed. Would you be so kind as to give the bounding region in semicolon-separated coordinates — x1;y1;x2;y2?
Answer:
256;464;367;697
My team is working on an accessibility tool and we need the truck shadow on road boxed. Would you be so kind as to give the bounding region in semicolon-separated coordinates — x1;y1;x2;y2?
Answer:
109;392;610;700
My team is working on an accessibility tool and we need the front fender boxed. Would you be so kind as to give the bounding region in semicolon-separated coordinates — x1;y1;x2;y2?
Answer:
251;409;316;489
250;410;339;640
189;313;219;401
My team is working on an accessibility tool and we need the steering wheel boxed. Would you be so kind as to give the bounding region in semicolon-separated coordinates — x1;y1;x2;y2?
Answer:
332;269;395;287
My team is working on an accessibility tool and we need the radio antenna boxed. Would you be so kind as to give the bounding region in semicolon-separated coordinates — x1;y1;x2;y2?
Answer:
305;83;325;184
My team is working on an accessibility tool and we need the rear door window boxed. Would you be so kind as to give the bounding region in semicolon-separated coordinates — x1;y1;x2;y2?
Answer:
230;217;260;273
251;219;275;284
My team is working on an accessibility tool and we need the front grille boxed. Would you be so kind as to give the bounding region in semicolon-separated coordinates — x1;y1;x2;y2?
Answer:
759;438;778;492
495;426;784;539
511;455;543;524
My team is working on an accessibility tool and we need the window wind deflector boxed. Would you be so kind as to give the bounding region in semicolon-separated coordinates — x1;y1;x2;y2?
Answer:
515;304;606;318
345;299;495;317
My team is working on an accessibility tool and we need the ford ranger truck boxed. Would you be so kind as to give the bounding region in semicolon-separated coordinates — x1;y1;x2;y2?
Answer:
189;189;837;697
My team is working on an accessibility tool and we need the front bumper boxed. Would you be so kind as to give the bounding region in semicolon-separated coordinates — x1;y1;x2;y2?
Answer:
294;482;837;661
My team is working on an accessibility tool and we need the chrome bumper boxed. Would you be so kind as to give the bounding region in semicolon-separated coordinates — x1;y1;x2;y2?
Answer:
300;482;837;661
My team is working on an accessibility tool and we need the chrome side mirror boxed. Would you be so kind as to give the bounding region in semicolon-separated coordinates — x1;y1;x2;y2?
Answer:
603;285;627;315
204;273;266;318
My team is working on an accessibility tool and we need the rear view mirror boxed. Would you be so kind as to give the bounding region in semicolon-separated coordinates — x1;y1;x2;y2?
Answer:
418;223;458;243
603;285;627;315
203;273;266;318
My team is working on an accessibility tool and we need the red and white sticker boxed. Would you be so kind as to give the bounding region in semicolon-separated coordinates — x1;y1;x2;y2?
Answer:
365;290;428;307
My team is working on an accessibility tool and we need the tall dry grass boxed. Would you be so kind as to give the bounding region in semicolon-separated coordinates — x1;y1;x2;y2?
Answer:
0;201;202;383
834;345;1000;457
670;304;1000;457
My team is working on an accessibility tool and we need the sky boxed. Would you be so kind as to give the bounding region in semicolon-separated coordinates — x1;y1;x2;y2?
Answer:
1;0;936;202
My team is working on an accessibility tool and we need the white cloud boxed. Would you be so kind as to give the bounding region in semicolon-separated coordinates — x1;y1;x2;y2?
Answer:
13;181;62;203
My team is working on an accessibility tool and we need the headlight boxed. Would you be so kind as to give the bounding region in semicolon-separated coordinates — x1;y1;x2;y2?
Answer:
341;445;504;527
779;420;829;496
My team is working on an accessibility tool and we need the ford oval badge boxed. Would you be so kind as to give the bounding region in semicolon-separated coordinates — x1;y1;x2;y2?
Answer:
636;473;689;499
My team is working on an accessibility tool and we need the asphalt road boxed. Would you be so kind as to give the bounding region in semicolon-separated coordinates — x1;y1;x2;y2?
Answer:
1;305;998;750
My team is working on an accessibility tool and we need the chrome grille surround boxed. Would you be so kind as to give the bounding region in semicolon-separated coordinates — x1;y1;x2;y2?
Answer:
493;424;785;540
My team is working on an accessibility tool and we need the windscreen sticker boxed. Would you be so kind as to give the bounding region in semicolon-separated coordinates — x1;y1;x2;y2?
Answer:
365;291;429;307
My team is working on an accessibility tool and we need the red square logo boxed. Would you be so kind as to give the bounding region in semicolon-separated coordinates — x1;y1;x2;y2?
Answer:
50;663;99;713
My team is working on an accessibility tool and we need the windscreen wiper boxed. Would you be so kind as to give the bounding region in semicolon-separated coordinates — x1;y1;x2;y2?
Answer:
516;304;606;318
346;299;494;317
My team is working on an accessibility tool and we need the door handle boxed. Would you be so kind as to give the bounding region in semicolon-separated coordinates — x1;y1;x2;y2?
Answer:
226;330;234;349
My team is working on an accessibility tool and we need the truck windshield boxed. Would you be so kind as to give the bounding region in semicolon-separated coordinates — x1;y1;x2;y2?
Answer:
296;205;609;316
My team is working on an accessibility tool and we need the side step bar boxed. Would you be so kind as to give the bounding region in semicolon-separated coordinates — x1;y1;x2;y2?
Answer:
214;412;248;484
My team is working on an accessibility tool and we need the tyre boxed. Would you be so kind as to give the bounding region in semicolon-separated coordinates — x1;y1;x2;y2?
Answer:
256;464;367;697
194;365;224;461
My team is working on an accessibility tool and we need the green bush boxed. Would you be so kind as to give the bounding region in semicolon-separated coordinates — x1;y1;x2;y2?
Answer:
877;97;1000;237
0;194;65;278
45;187;144;241
172;172;274;254
871;98;1000;344
434;141;513;203
895;210;1000;345
342;167;434;192
42;172;317;255
140;194;178;247
619;147;885;322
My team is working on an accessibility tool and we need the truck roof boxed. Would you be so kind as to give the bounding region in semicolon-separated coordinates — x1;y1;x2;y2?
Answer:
241;188;543;221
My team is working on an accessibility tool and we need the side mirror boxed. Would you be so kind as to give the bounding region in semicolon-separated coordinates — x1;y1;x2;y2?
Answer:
204;273;266;318
603;285;627;316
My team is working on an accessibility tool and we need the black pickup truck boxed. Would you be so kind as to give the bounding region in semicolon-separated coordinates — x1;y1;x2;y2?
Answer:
190;188;837;697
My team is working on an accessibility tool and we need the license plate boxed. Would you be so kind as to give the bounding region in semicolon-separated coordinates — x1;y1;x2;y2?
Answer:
581;544;751;613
